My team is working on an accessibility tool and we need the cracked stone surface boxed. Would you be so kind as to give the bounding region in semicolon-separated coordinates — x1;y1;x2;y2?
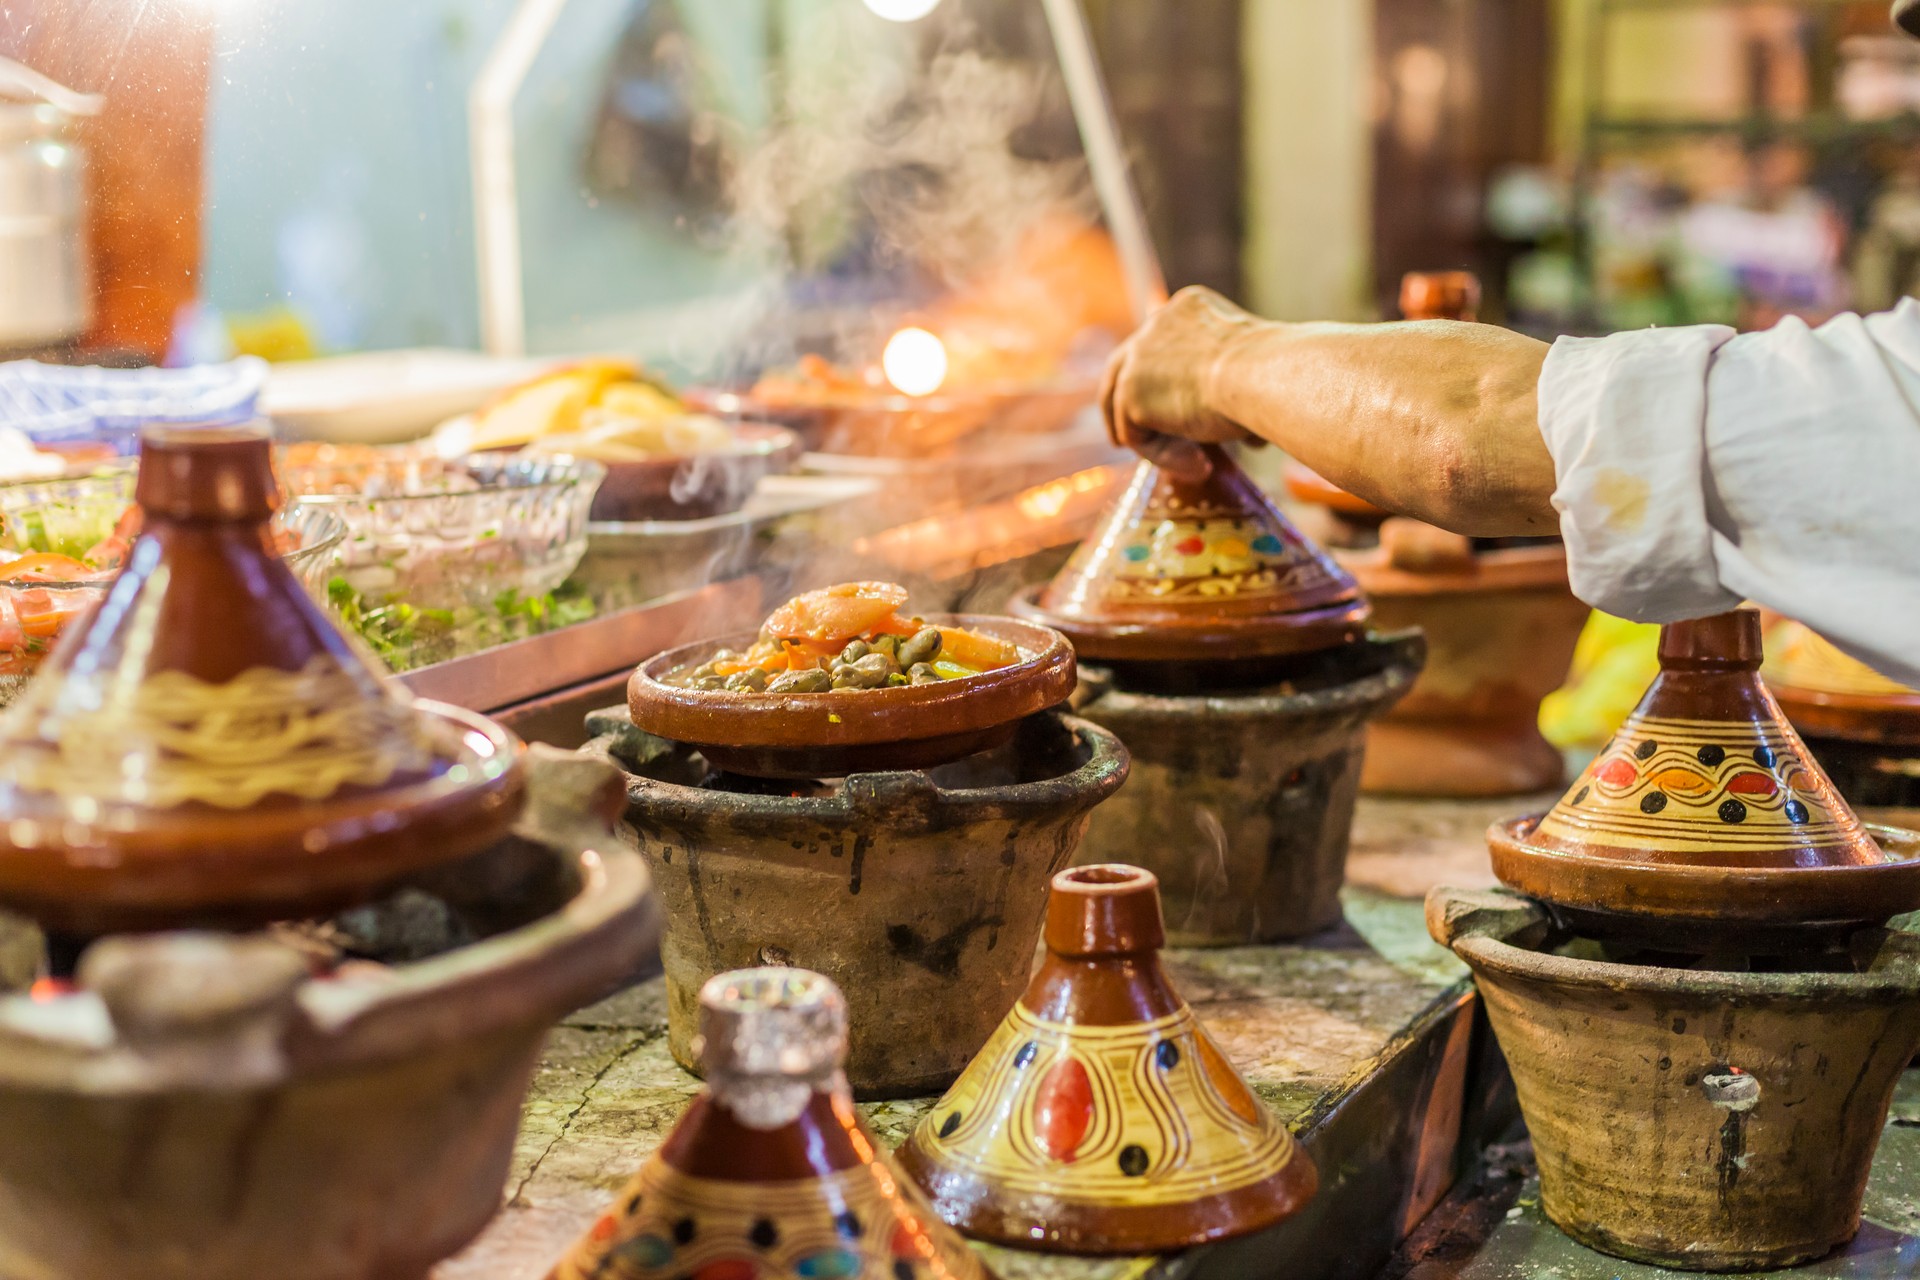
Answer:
438;795;1486;1279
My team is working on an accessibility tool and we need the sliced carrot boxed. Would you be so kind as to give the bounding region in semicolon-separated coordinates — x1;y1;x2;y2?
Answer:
0;553;103;583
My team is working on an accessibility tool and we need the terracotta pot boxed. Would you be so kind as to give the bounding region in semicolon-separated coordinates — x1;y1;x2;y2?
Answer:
1428;886;1920;1270
0;422;526;934
1763;618;1920;807
0;749;656;1280
548;967;984;1280
1014;444;1367;664
1490;611;1920;947
585;707;1129;1098
899;864;1317;1252
1072;631;1424;945
1345;531;1587;798
627;615;1076;779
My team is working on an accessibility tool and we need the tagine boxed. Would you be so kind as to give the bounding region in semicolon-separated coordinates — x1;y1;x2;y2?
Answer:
0;422;525;934
899;864;1317;1252
628;581;1075;778
1013;444;1421;945
549;966;986;1280
1488;609;1920;946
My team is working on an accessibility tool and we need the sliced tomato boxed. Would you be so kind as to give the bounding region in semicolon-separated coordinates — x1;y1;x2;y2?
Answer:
0;553;108;583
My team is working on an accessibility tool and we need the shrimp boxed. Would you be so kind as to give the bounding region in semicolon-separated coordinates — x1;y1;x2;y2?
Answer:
761;581;912;644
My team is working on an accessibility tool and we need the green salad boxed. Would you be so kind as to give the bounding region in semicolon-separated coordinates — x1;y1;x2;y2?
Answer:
328;577;596;671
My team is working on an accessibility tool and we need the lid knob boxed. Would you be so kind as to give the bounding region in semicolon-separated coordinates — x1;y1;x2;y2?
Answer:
1400;271;1482;322
1044;864;1166;957
1658;609;1764;672
134;422;281;523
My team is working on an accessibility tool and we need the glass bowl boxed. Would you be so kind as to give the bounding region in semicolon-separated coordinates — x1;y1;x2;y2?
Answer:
287;453;604;611
0;470;347;701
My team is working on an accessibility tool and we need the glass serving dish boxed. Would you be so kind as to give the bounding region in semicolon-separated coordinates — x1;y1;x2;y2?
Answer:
0;469;347;700
286;452;604;612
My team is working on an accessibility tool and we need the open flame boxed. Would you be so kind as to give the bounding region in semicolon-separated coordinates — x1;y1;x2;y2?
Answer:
882;327;949;397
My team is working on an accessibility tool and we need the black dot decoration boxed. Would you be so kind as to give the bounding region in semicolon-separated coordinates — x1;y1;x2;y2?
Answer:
937;1112;961;1139
1155;1041;1180;1071
1718;799;1747;824
1696;745;1725;768
894;1262;917;1280
1753;746;1776;769
1572;785;1590;806
834;1212;863;1241
1118;1145;1150;1177
1013;1041;1037;1069
1635;740;1659;761
750;1219;779;1250
1785;799;1810;825
672;1217;697;1245
1640;792;1669;815
625;1192;643;1216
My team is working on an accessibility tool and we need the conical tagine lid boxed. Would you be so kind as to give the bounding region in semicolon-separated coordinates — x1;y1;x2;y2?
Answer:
1762;617;1920;745
897;864;1317;1254
1014;446;1367;663
549;967;986;1280
1489;610;1920;935
0;423;524;934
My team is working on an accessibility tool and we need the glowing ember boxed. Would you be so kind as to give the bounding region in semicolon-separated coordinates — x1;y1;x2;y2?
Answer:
882;327;949;397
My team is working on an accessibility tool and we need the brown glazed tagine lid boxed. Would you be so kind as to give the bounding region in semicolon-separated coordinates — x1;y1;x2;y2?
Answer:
1488;610;1920;940
1762;617;1920;746
1012;446;1367;664
0;423;525;935
548;967;986;1280
897;864;1317;1254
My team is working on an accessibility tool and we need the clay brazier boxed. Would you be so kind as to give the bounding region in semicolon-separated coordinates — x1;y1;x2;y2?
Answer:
585;707;1128;1098
548;967;984;1280
1429;886;1920;1270
899;864;1317;1253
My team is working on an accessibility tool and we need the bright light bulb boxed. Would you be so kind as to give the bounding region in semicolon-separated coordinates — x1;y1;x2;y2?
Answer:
863;0;942;21
882;327;948;396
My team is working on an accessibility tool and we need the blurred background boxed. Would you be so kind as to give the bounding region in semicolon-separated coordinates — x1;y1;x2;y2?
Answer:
6;0;1914;371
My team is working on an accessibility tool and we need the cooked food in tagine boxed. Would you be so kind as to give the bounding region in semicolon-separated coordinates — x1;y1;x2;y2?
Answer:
675;581;1022;693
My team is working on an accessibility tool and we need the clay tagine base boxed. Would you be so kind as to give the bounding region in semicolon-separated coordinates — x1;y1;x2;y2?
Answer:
1429;886;1920;1271
627;615;1074;779
899;865;1317;1252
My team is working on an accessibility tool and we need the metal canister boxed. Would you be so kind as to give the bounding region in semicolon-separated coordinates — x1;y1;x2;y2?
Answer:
0;59;100;352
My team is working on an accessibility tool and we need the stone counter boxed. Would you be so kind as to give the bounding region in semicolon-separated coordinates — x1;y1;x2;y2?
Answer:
439;792;1545;1280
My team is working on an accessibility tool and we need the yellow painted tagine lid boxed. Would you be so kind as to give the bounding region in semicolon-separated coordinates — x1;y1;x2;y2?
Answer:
896;864;1316;1254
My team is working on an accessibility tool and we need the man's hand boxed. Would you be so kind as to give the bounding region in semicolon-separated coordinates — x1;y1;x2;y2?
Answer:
1101;286;1261;480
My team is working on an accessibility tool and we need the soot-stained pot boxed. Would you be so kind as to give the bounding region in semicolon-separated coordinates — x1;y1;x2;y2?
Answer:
0;749;655;1280
1072;631;1424;945
584;706;1128;1098
1429;885;1920;1270
547;967;984;1280
1489;610;1920;949
899;865;1317;1253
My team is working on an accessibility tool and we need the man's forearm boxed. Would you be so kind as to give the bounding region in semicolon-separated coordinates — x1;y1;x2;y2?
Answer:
1203;319;1560;537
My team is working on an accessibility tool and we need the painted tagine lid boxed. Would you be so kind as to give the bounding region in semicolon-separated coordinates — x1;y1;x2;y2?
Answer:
0;422;525;934
1012;446;1367;663
1489;609;1920;937
548;967;986;1280
1762;617;1920;746
897;864;1317;1254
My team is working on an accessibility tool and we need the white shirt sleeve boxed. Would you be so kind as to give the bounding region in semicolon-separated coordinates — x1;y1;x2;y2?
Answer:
1538;298;1920;689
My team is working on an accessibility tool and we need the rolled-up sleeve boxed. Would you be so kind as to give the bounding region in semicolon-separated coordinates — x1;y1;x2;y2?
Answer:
1538;299;1920;688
